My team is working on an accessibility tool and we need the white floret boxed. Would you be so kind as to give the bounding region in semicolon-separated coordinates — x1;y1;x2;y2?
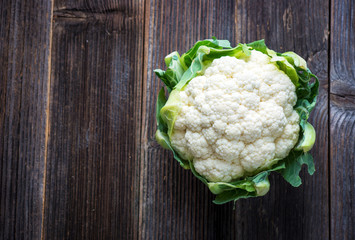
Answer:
225;123;242;140
202;127;218;144
240;137;276;172
258;100;287;138
275;112;300;158
184;130;212;159
193;157;245;182
239;111;263;143
170;130;192;160
214;138;244;162
170;50;300;182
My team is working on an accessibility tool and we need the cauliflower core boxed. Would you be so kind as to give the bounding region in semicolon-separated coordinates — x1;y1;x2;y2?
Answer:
170;50;300;182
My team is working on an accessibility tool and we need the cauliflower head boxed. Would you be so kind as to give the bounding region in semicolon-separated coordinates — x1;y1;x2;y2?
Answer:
155;39;318;204
170;52;300;182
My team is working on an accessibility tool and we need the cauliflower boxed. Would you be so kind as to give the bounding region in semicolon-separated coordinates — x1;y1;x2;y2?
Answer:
170;52;300;182
155;39;318;204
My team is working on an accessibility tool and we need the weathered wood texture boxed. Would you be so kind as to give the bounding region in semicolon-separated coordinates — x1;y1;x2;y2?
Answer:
141;0;237;239
42;1;144;239
235;1;330;239
330;0;355;239
1;0;354;239
142;0;329;239
0;0;53;239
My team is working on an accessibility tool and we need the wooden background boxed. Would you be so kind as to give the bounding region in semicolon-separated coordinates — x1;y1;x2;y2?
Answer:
0;0;354;239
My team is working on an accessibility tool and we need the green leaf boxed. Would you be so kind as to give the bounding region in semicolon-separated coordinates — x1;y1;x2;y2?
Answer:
208;180;255;195
160;89;182;137
154;38;319;205
270;55;299;86
175;45;247;90
241;43;251;56
181;38;231;67
213;189;256;205
295;122;316;152
154;69;172;92
164;52;185;85
154;52;186;92
211;36;232;48
156;88;167;132
155;130;171;150
252;172;270;196
175;51;205;90
278;151;303;187
247;39;268;54
207;161;285;203
282;52;307;69
299;152;315;175
279;151;315;187
171;149;190;169
155;88;189;169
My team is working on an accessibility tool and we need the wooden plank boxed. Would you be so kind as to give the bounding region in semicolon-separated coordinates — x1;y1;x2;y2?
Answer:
330;0;355;239
42;1;144;239
0;0;53;239
142;0;329;239
234;1;329;239
330;96;355;240
141;1;237;239
54;0;121;12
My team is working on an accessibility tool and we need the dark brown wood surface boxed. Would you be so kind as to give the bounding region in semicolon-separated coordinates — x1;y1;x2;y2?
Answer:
42;1;144;239
0;0;353;239
330;0;355;239
0;0;53;239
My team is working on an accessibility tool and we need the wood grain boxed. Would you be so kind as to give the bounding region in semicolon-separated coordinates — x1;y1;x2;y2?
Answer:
235;1;330;239
142;0;329;239
54;0;122;12
42;1;144;239
330;0;355;239
1;0;354;239
141;0;237;239
0;0;53;239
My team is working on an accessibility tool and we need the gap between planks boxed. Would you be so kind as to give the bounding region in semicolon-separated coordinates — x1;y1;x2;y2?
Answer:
40;0;54;239
138;0;151;239
328;0;331;239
